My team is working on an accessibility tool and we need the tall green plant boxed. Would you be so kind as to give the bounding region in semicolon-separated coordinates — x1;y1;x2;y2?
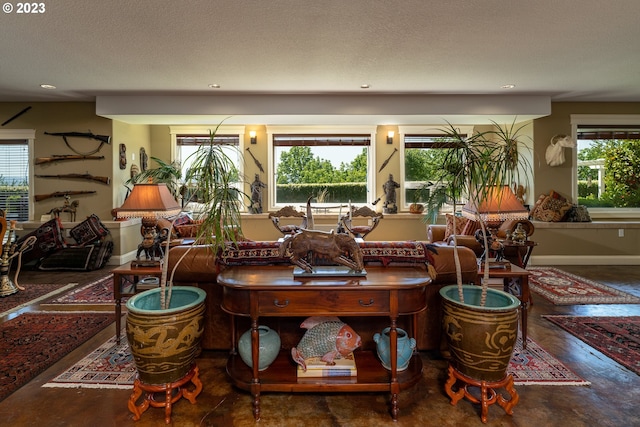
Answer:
423;120;532;305
126;157;183;198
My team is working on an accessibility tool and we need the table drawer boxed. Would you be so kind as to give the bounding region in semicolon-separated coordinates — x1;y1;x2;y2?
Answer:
257;290;390;315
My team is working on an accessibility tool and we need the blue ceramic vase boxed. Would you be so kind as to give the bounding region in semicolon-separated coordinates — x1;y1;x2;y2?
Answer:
373;327;416;372
238;325;281;371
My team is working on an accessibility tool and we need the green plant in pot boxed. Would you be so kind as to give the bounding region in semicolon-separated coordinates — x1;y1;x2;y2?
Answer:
125;123;246;388
423;119;532;415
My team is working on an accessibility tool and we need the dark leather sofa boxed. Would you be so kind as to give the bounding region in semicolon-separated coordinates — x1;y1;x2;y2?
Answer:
167;240;477;352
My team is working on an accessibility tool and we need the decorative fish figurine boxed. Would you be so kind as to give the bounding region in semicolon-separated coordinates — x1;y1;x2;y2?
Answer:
291;316;362;371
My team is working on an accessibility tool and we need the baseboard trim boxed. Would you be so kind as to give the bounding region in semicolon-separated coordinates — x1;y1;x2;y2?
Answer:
530;255;640;266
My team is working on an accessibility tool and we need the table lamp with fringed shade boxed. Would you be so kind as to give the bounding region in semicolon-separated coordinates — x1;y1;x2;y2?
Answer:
461;185;529;229
116;183;181;266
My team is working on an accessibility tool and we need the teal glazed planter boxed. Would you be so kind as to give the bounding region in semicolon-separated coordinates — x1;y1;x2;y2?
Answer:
440;284;520;382
126;286;206;385
238;325;281;371
373;327;416;372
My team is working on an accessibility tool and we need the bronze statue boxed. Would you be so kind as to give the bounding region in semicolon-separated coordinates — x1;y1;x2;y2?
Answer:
382;174;400;214
249;174;267;214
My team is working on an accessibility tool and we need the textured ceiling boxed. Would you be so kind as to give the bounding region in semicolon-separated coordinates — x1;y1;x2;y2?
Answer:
1;1;639;124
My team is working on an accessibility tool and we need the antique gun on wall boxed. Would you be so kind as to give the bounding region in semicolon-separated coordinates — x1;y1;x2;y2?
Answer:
34;190;96;202
44;131;111;145
35;173;111;185
35;155;105;165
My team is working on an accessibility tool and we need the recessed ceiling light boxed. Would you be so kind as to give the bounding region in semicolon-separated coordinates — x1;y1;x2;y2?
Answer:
360;84;370;89
501;84;516;89
208;84;221;89
40;84;56;90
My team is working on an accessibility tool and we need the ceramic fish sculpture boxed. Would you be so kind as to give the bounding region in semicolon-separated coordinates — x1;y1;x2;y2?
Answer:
291;316;362;371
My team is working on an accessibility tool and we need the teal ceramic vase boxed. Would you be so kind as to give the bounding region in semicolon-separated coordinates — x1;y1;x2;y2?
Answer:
126;286;206;385
373;327;416;372
440;284;520;381
238;325;281;371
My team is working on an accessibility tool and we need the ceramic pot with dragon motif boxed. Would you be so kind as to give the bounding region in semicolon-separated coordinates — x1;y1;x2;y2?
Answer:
440;284;520;382
126;286;206;385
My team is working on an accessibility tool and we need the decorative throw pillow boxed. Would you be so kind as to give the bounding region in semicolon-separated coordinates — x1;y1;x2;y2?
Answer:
461;218;481;236
531;193;572;222
15;218;67;264
70;214;110;245
38;245;96;271
444;214;469;240
565;204;592;222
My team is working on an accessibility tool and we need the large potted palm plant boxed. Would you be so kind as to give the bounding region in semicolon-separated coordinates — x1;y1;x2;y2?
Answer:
424;119;532;383
125;123;245;387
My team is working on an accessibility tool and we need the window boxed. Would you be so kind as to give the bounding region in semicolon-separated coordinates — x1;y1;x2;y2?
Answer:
170;126;244;210
400;126;473;210
572;116;640;212
0;130;34;222
267;127;375;211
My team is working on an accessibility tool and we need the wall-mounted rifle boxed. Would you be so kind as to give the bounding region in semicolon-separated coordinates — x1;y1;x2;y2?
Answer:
35;173;111;185
245;147;265;173
44;131;111;155
34;190;96;202
35;154;105;165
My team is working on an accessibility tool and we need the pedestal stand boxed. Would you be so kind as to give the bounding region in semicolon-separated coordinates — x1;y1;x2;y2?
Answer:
444;364;519;424
127;364;203;424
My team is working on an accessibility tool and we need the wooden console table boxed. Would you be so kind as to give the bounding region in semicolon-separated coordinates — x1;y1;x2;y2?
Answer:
217;265;431;421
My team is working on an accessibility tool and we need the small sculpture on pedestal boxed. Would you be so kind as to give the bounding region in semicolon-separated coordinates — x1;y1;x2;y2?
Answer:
383;174;400;214
249;174;267;214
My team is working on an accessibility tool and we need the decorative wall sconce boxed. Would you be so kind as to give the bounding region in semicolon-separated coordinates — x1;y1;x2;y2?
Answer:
387;131;394;144
250;131;257;144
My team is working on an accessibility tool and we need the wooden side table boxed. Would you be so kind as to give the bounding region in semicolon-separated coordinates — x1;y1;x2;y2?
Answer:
502;240;537;268
476;263;530;348
112;262;162;344
218;265;430;421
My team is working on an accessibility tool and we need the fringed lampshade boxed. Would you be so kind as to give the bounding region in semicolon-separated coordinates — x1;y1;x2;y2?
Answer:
461;185;529;228
116;183;180;266
116;183;181;221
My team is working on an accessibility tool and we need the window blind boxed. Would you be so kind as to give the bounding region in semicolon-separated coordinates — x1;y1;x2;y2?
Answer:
0;139;29;221
273;134;371;146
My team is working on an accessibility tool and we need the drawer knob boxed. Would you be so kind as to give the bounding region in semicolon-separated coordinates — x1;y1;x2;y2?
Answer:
359;298;375;307
273;299;289;308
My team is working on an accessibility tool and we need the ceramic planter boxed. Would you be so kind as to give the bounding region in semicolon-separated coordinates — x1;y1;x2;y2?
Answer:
126;286;206;385
440;284;520;382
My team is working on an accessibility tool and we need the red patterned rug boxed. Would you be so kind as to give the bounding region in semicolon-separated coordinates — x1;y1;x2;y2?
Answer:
45;275;115;305
0;312;114;402
544;315;640;376
529;267;640;305
0;283;77;317
43;332;588;389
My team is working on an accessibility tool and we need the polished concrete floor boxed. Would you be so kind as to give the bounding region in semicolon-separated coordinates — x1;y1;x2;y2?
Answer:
0;265;638;427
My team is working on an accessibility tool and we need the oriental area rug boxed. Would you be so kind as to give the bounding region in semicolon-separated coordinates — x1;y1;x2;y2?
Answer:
0;282;77;318
528;267;640;305
0;311;114;402
543;315;640;376
43;331;588;390
44;274;115;305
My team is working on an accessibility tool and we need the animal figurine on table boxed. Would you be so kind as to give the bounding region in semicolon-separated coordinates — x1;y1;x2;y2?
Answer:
136;225;166;260
475;228;505;262
47;197;80;222
278;228;363;273
291;316;362;371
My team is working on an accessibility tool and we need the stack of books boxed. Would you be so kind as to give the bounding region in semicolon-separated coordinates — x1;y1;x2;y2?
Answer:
296;353;357;378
